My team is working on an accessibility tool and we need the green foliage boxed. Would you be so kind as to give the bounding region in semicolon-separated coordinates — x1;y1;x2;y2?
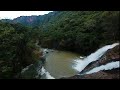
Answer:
34;11;119;55
0;22;40;78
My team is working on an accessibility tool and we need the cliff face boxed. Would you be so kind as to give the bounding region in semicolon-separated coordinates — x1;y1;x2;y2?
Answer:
62;44;120;79
12;16;38;26
11;11;59;27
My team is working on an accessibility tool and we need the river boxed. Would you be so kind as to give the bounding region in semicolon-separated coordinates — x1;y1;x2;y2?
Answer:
44;50;80;79
21;49;81;79
21;43;119;79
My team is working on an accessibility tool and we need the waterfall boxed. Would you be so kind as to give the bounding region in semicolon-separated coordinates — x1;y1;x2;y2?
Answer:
40;67;55;79
73;43;119;72
85;61;120;74
34;48;55;79
21;64;33;73
36;66;55;79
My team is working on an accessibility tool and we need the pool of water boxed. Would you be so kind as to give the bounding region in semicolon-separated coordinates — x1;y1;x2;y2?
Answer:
44;50;80;79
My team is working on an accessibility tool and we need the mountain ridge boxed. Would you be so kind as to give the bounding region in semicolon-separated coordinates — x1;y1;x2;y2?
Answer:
1;11;60;27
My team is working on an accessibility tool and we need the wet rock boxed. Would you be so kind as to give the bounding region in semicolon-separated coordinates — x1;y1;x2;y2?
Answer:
62;68;119;79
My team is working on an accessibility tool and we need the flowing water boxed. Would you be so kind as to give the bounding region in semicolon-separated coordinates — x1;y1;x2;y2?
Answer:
85;61;120;74
21;49;81;79
21;43;119;79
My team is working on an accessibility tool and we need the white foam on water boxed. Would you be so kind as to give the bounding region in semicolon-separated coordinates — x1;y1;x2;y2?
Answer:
21;64;33;73
85;61;120;74
40;66;46;76
73;43;119;72
45;71;55;79
79;56;84;59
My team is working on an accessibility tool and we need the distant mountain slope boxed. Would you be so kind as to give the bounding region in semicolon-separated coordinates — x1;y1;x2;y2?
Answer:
0;11;60;27
11;11;61;27
1;19;12;23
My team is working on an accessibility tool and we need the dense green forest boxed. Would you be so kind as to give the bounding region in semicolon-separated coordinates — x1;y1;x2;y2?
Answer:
34;11;119;55
0;11;119;78
0;22;41;78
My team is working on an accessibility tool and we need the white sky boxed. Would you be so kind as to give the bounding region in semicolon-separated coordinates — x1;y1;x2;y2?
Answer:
0;11;53;20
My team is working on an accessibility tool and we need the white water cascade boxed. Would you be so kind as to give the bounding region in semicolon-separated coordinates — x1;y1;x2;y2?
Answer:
40;66;55;79
73;43;119;73
21;64;33;73
85;61;120;74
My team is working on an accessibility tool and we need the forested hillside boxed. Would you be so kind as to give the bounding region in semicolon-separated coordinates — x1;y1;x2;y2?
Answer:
12;11;60;28
0;22;41;78
30;11;119;55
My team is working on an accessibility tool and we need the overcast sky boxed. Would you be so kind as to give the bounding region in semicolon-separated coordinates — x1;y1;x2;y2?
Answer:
0;11;53;20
